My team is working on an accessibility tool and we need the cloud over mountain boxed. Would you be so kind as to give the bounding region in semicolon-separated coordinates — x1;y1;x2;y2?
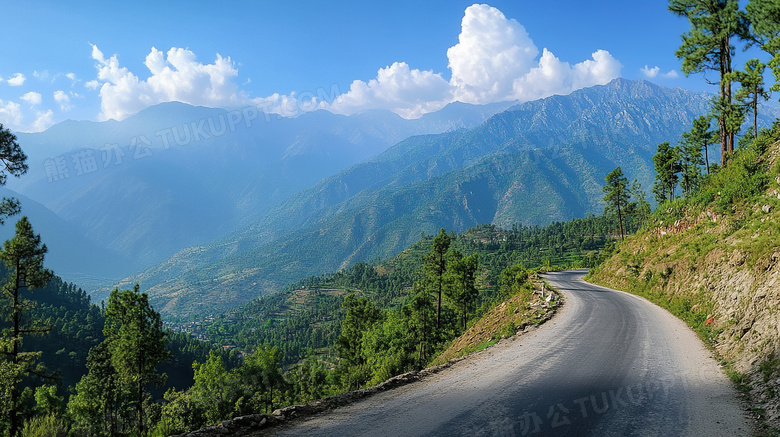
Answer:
327;62;453;118
85;4;623;122
88;45;246;121
640;65;678;79
329;4;621;117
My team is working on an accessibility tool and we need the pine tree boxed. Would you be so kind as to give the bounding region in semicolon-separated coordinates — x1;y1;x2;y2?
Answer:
423;229;450;329
669;0;750;163
747;0;780;91
103;284;169;434
0;125;28;226
628;180;652;229
68;341;122;435
443;252;479;331
240;344;284;414
335;295;380;389
681;115;718;174
407;286;434;368
0;217;53;436
603;167;630;240
652;142;680;203
731;58;770;139
678;132;705;196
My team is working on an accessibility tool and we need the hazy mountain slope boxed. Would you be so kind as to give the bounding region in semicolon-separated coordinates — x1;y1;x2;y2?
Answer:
122;143;647;317
117;78;739;318
7;101;510;283
0;188;130;287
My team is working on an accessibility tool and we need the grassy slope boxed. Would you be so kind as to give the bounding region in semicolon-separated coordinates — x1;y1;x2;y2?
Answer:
588;138;780;432
432;273;560;365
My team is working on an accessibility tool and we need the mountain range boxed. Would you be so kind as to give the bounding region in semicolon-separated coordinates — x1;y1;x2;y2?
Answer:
6;78;775;319
110;78;743;318
5;99;514;288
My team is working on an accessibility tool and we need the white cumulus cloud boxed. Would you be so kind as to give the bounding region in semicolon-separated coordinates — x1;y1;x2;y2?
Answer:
89;44;245;120
84;5;624;121
54;90;72;111
21;91;42;106
7;73;26;86
640;65;678;79
448;4;621;104
511;49;622;101
0;99;54;132
0;100;23;128
32;110;54;132
324;4;622;118
447;4;539;104
328;62;452;118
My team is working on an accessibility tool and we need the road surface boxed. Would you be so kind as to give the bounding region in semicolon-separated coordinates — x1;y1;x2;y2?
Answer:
270;269;751;436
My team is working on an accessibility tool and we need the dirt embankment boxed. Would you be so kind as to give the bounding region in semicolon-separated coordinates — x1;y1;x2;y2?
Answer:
433;276;559;364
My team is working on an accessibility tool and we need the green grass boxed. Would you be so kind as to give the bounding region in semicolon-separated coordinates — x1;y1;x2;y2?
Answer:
726;368;752;393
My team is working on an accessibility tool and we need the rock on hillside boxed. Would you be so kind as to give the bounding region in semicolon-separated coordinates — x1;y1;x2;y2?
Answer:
589;140;780;429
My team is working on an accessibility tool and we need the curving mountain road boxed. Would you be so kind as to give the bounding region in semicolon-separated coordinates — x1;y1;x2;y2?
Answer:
270;269;751;436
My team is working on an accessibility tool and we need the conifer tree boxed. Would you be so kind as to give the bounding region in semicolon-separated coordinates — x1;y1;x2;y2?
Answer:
603;167;630;240
731;58;770;139
443;252;479;331
629;180;652;229
678;133;705;196
423;229;450;329
335;295;380;389
681;115;718;174
70;285;169;435
0;217;53;436
407;286;434;368
0;125;28;226
747;0;780;90
103;284;169;434
669;0;750;163
652;142;680;203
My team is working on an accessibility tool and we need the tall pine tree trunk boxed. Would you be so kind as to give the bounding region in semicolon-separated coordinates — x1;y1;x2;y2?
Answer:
9;260;21;437
754;98;759;140
720;38;729;165
436;253;443;329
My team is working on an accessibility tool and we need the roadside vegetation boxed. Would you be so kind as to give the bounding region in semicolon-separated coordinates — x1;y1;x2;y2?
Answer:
587;0;780;431
590;123;780;435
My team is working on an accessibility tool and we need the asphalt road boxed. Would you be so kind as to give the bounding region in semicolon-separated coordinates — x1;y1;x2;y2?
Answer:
271;269;751;436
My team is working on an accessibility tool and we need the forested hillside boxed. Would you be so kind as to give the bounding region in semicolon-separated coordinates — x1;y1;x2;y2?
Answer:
197;218;616;365
0;216;233;435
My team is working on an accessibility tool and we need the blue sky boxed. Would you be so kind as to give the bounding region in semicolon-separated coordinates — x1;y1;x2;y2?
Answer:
0;1;754;132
